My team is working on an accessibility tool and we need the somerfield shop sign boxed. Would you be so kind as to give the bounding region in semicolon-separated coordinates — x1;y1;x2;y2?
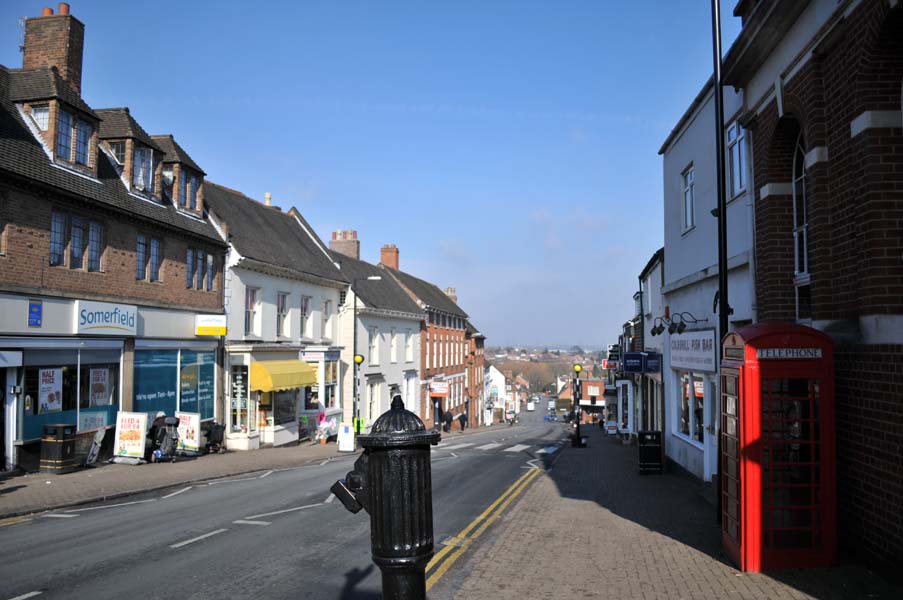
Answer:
75;300;137;336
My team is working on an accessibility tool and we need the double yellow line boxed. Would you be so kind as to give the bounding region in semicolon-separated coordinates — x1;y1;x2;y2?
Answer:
425;467;542;591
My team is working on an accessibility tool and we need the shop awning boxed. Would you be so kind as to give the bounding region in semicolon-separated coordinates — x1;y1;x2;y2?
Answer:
250;360;317;392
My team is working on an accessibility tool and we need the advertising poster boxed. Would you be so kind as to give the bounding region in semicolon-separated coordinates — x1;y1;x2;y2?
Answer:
90;368;109;406
175;411;200;452
113;411;147;458
39;368;62;414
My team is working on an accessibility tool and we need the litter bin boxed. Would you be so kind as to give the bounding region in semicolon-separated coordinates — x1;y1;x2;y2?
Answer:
637;430;663;475
40;423;77;474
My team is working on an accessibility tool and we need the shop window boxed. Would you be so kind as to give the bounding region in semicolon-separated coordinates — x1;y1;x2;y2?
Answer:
273;390;297;426
134;350;178;418
178;351;215;420
678;372;705;442
230;365;254;433
21;351;78;440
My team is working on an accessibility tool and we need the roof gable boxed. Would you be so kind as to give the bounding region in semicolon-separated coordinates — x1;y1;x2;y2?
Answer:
150;134;205;175
329;251;423;315
95;108;163;152
8;67;97;119
383;266;468;318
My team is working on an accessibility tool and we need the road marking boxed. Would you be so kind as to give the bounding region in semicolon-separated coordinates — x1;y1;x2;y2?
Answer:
41;513;79;518
8;591;43;600
319;460;329;466
325;493;336;504
426;468;540;590
525;459;542;469
233;520;271;526
0;517;32;527
442;443;474;450
170;528;228;548
207;476;259;485
504;444;530;453
259;470;273;479
474;442;501;450
66;499;156;512
245;503;323;520
161;486;192;499
536;446;560;454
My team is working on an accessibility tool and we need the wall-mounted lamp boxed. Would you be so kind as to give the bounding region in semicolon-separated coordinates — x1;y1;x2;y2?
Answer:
671;312;709;334
650;317;670;336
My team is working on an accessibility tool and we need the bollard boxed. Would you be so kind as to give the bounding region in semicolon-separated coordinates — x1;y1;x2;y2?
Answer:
331;395;440;600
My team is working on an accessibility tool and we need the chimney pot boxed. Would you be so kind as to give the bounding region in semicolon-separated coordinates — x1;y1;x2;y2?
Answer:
42;7;54;16
329;228;360;260
380;244;400;270
58;3;70;15
264;192;272;206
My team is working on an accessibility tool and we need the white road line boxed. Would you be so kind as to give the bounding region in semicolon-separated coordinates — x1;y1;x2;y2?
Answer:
207;476;259;486
246;503;323;520
324;494;336;504
170;528;228;549
66;499;156;512
319;460;329;466
41;513;79;518
536;446;560;454
8;591;43;600
259;470;273;479
233;520;271;526
504;444;531;453
161;486;192;499
442;443;474;450
475;442;501;450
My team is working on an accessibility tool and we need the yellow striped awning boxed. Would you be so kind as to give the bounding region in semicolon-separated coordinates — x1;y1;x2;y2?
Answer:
249;360;317;392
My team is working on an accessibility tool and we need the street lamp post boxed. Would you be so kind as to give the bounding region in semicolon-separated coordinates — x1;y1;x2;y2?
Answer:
352;275;382;438
572;363;584;447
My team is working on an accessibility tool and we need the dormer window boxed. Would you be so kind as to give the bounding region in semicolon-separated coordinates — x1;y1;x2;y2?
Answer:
75;120;92;165
31;105;49;131
109;141;126;165
189;174;198;210
56;110;73;157
132;145;154;193
54;108;94;166
179;169;199;210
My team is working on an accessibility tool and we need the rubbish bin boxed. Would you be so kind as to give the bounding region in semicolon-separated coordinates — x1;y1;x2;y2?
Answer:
40;423;77;474
637;430;663;475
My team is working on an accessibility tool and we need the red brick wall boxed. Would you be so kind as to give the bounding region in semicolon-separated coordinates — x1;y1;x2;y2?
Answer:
419;317;467;428
0;182;224;311
23;14;85;94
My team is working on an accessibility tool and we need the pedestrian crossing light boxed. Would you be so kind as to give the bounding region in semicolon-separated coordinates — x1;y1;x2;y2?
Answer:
354;354;364;365
573;363;582;374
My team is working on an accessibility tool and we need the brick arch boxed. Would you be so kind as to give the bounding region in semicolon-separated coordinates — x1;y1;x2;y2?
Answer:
761;116;802;185
851;2;903;115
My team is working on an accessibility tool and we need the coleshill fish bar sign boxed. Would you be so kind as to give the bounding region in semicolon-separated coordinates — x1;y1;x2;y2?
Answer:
75;300;137;336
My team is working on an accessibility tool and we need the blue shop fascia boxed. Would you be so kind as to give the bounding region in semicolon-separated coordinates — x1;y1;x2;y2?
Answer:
1;294;225;471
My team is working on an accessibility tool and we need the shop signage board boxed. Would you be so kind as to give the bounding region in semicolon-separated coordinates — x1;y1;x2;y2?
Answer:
623;352;644;373
175;411;201;452
195;314;227;336
75;300;137;336
39;368;62;414
644;352;662;373
338;422;355;452
28;299;42;327
113;411;147;458
670;330;717;372
429;382;449;397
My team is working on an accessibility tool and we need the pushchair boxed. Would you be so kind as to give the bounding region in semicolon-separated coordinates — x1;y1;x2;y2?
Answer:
149;416;180;463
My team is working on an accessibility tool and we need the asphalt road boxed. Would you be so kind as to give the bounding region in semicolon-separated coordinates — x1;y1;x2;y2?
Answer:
0;406;565;600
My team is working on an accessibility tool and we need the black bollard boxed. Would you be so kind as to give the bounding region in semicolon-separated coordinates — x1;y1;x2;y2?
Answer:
331;395;440;600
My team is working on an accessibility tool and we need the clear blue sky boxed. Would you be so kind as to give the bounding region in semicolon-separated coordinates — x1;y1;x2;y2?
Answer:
1;1;741;347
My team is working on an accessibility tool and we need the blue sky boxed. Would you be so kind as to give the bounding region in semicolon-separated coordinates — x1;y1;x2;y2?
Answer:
1;1;741;347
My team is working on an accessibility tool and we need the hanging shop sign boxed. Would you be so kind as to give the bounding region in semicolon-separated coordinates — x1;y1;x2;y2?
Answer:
38;368;62;414
176;411;201;452
195;314;227;336
670;330;717;372
643;352;662;373
75;300;137;336
113;411;147;458
623;353;645;373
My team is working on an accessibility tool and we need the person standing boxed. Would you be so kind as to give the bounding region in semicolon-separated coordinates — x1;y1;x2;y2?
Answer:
459;412;467;431
443;410;453;433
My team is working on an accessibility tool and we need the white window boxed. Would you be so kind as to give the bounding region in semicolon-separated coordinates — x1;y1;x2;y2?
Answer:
390;328;398;363
132;145;154;193
368;327;379;365
244;287;260;336
425;333;430;369
31;105;49;130
321;299;333;339
405;329;414;362
300;296;311;338
277;292;289;337
727;122;746;197
432;339;437;369
677;371;705;444
792;133;811;322
367;381;380;423
682;166;695;231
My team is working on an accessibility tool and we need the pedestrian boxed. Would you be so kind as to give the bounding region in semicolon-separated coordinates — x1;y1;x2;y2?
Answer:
443;410;453;433
459;412;467;431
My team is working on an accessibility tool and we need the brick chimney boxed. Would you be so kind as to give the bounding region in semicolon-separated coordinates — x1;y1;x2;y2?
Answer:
330;229;360;260
380;243;399;270
444;287;457;304
22;4;85;95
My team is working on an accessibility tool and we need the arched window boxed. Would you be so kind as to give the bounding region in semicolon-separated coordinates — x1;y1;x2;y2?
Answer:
792;133;811;321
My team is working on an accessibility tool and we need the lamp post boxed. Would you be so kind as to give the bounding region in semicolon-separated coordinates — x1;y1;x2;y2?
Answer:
572;363;583;447
353;275;382;437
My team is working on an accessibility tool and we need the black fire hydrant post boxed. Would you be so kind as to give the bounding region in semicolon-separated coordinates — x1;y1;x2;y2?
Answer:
331;395;440;599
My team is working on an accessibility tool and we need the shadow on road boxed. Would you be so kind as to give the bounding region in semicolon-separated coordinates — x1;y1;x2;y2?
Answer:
338;565;380;600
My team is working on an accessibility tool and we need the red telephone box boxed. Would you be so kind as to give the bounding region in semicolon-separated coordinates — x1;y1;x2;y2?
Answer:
720;323;836;572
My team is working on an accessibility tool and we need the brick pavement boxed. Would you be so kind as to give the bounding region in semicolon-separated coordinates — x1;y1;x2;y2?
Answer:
446;426;902;600
0;423;488;520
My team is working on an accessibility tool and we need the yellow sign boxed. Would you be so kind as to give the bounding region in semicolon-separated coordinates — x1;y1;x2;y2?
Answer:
195;315;227;336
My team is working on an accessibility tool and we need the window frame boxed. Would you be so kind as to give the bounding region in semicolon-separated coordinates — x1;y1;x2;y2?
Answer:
186;248;194;288
50;212;66;266
244;286;260;336
321;300;333;340
681;165;695;232
368;326;379;366
405;329;414;363
136;234;148;280
792;133;811;323
149;238;162;282
87;221;103;272
109;141;126;165
727;121;746;198
276;292;289;338
31;105;50;131
390;327;398;363
75;119;92;166
132;144;154;193
56;109;73;160
300;296;312;339
205;254;214;291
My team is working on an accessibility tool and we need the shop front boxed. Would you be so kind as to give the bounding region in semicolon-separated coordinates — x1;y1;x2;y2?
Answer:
0;294;223;470
300;348;342;440
428;380;449;429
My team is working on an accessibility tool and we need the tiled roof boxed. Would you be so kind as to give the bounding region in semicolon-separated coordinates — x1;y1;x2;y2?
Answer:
0;66;225;245
204;182;347;284
94;108;163;152
7;67;98;119
150;134;205;175
383;266;468;318
329;251;423;315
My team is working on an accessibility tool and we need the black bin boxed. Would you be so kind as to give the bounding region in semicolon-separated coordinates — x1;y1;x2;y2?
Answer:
637;430;663;475
40;423;77;474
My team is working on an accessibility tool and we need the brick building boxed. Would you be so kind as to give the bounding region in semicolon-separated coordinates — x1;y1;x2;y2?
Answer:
465;321;486;427
722;0;903;570
0;5;227;470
